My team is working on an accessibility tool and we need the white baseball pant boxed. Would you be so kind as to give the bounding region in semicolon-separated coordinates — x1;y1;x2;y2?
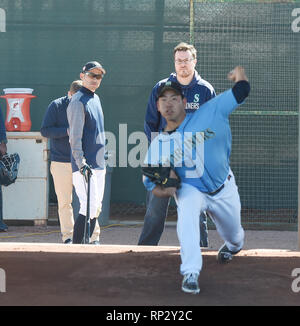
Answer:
72;168;106;221
174;171;244;276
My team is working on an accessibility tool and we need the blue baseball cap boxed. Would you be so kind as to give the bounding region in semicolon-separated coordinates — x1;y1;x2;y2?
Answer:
157;81;184;99
82;61;106;74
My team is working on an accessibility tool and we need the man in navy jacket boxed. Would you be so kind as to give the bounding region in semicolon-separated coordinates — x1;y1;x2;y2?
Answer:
0;107;7;232
67;61;106;244
138;42;216;247
41;80;101;243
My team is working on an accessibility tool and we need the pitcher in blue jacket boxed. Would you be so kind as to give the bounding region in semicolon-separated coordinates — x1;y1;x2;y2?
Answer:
138;42;216;247
143;66;250;294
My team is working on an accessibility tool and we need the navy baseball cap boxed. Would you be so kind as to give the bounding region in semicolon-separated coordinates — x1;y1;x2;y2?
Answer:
157;81;184;99
82;61;106;74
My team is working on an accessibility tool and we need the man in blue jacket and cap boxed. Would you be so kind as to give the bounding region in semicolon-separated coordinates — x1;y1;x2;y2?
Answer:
67;61;106;244
41;79;101;244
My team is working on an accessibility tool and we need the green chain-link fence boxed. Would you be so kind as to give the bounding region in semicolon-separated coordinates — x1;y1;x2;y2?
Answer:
0;0;298;229
191;1;298;229
111;0;299;229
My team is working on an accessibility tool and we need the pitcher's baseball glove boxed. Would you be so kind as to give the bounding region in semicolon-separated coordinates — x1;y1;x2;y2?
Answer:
142;165;181;189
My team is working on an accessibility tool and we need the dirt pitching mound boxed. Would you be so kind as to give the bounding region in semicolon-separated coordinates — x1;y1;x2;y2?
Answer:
0;243;299;306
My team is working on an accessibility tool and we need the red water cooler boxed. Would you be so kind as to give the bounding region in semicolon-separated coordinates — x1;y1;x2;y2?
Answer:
0;88;36;131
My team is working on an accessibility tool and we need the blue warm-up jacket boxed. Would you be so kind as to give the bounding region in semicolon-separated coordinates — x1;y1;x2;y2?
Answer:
0;106;7;143
144;70;216;142
40;96;71;162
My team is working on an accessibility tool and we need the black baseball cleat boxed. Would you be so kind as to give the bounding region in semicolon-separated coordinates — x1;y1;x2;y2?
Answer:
89;240;100;245
200;238;209;248
217;243;241;264
181;273;200;294
64;238;72;244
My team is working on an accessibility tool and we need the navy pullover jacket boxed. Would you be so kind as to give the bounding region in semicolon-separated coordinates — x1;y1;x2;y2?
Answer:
67;87;105;172
40;96;71;162
0;106;7;143
144;70;216;142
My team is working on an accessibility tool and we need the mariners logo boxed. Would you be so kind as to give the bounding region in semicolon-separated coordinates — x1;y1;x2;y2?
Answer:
185;94;200;110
